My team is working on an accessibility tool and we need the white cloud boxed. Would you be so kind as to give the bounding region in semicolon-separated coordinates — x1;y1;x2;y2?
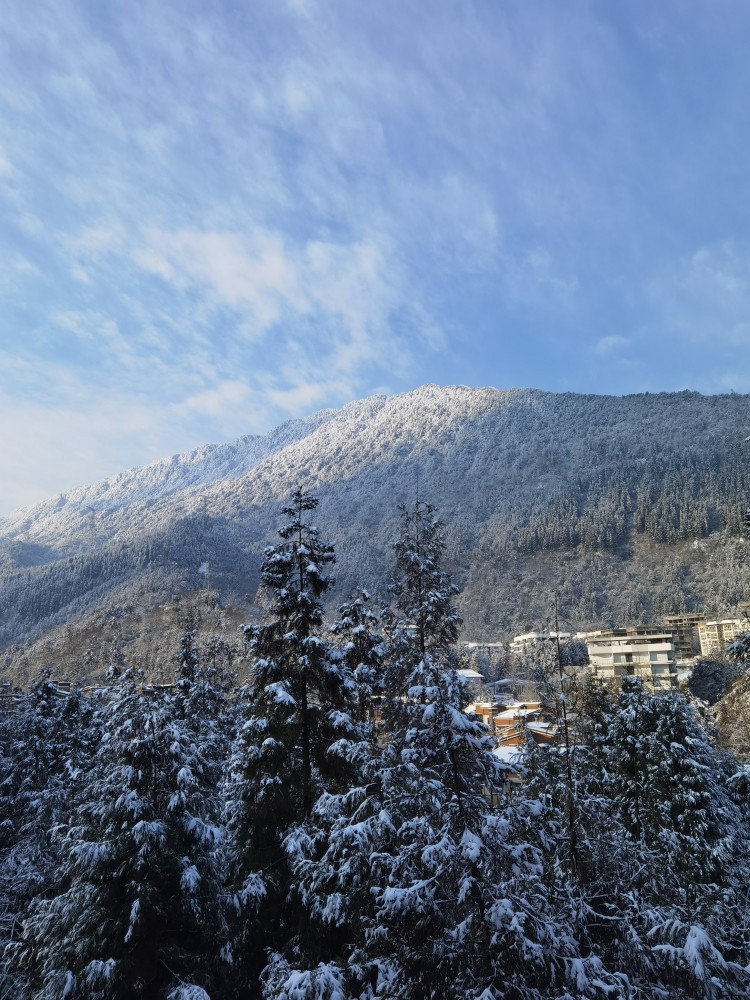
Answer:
175;379;253;419
136;227;304;329
502;247;580;306
52;311;155;376
0;255;38;294
648;241;750;346
5;0;750;511
595;335;630;356
133;223;424;389
67;223;128;259
261;376;350;416
0;391;182;514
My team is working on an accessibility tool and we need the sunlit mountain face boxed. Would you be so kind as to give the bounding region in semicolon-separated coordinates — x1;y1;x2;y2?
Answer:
2;384;749;684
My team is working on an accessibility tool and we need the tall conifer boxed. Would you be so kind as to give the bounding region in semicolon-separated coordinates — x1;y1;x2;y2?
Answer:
226;489;359;993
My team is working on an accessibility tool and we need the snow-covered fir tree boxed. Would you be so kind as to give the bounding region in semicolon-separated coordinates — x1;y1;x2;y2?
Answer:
607;680;739;887
329;589;384;734
12;664;227;1000
5;482;750;998
273;499;626;999
226;489;361;995
173;613;237;772
0;677;100;999
581;678;750;998
727;629;750;664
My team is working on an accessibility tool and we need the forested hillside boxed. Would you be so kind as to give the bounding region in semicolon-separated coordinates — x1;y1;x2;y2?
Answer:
2;385;750;684
3;492;749;999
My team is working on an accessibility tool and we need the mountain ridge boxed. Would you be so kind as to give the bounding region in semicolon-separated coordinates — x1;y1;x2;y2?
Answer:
2;384;750;684
0;403;352;542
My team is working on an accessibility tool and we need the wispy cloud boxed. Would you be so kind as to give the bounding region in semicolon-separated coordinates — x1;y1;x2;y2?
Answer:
136;228;303;328
3;0;750;511
646;241;750;352
595;335;630;356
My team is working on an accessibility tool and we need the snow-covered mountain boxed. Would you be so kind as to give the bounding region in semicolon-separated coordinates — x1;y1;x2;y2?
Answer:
2;384;750;679
0;404;346;548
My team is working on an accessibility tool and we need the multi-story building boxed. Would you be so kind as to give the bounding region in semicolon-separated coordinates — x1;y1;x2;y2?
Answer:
663;613;704;663
581;626;676;691
698;618;748;658
463;642;507;656
509;631;573;657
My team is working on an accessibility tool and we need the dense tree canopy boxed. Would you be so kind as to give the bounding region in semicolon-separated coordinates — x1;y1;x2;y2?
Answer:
3;489;750;999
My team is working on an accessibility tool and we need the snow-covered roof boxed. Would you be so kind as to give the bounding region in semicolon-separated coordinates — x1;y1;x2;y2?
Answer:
494;706;542;721
526;721;556;734
492;744;523;765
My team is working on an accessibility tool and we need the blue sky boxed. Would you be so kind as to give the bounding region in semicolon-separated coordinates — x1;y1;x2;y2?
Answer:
2;0;750;515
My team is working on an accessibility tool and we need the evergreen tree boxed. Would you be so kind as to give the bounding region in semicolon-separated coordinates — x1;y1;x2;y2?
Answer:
389;499;461;654
727;629;750;663
520;676;660;995
608;680;737;885
0;676;98;999
521;672;750;998
226;489;360;994
600;679;750;997
173;613;236;772
329;589;384;734
277;499;623;999
13;667;227;999
716;667;750;759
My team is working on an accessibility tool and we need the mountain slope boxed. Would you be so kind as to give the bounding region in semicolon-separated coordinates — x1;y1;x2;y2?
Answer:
0;404;347;555
2;385;750;682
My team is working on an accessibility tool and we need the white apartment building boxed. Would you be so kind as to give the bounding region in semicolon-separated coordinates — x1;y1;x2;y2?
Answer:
509;631;573;657
698;618;748;658
463;642;507;655
582;626;676;691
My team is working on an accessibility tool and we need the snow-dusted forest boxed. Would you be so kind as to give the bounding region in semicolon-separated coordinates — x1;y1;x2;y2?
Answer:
3;386;750;688
3;490;750;999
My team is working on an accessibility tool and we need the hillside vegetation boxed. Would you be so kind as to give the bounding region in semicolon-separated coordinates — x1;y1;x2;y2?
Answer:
3;492;749;999
1;385;749;683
